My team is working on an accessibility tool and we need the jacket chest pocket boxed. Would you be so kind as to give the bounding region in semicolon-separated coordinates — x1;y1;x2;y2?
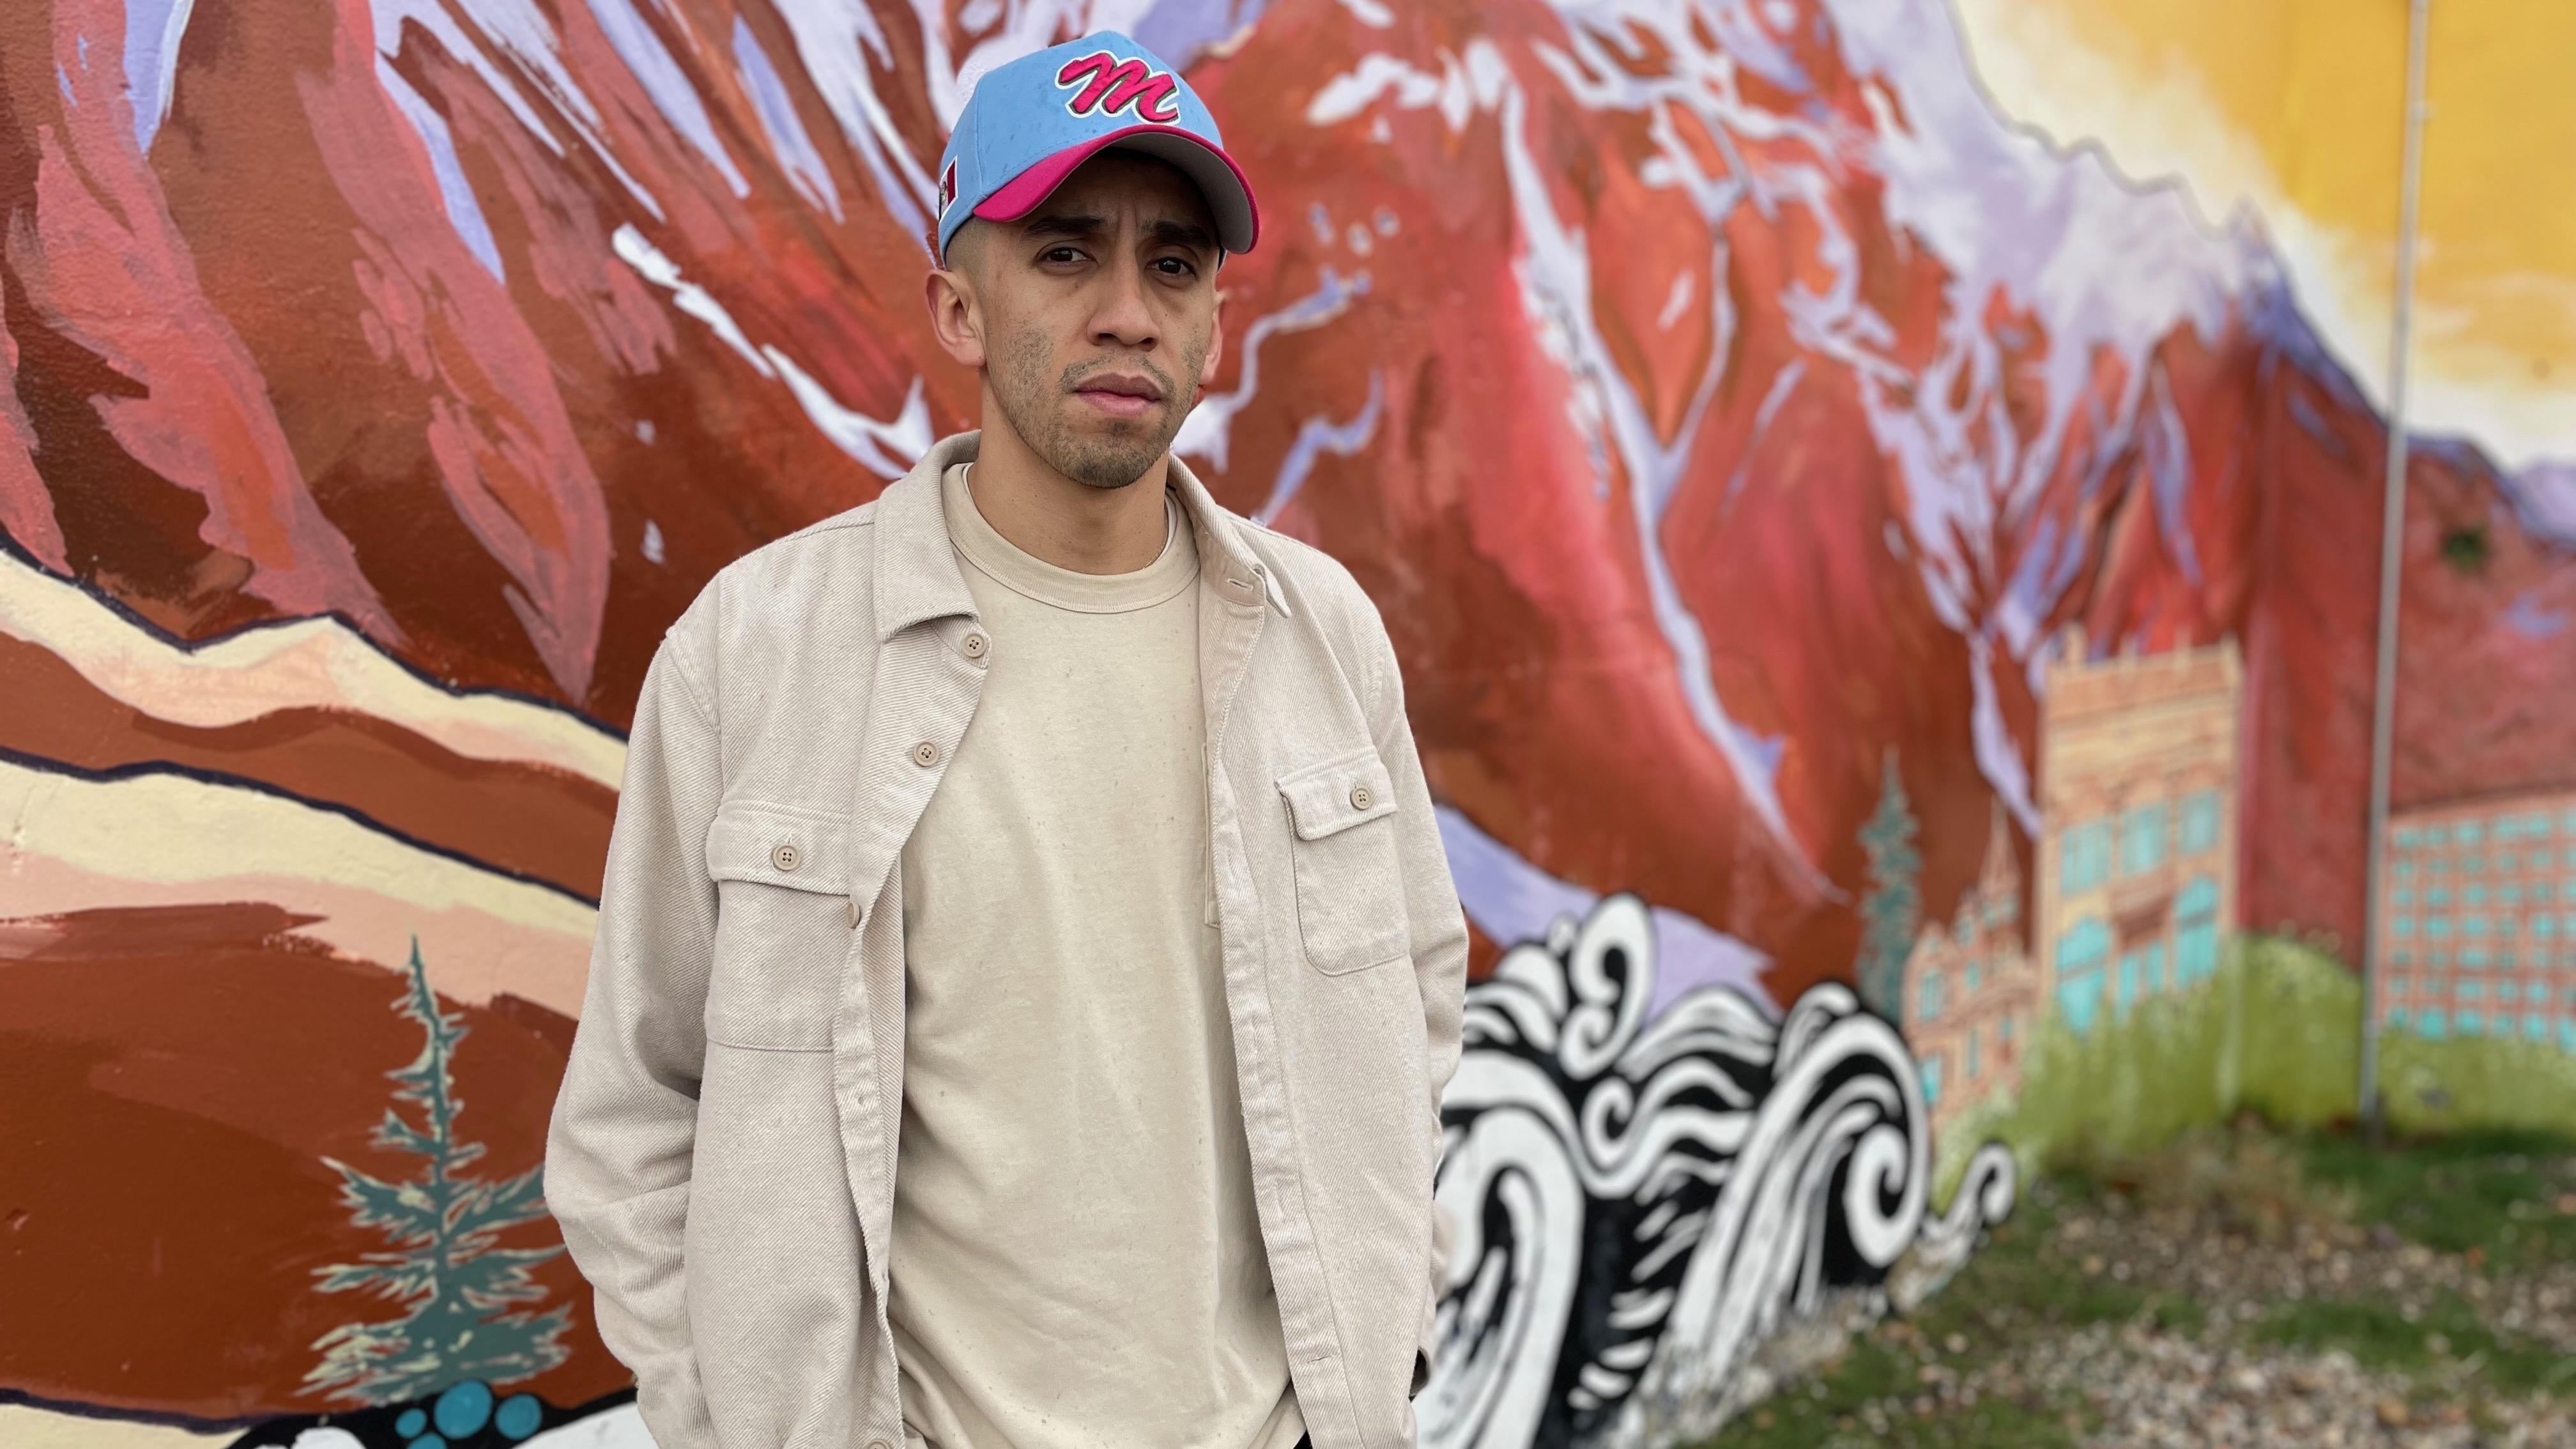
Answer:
703;801;854;1051
1276;747;1409;975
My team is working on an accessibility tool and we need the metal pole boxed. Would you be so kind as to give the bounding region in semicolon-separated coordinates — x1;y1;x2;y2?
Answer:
2360;0;2434;1137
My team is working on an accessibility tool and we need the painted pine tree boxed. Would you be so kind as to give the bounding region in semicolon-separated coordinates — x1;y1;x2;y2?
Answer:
307;940;570;1405
1855;749;1923;1021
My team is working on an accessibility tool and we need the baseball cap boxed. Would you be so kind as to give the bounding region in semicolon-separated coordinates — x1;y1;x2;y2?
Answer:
934;32;1260;262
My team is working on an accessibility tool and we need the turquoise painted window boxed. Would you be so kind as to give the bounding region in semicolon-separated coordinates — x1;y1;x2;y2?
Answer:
2055;918;2111;1034
2459;979;2486;1000
2563;811;2576;834
2530;813;2556;836
1916;969;1945;1025
2460;1011;2485;1035
2390;1008;2412;1029
2394;916;2416;937
2467;885;2489;905
2428;887;2453;906
2499;980;2521;1004
2396;828;2423;848
2457;822;2485;845
2563;1020;2576;1052
1999;1013;2016;1043
2464;855;2488;874
2179;791;2221;855
2175;877;2220;983
1921;1054;1944;1106
1965;961;1982;992
2529;1014;2551;1041
2395;860;2417;880
2388;975;2409;997
2421;1009;2449;1039
2426;827;2452;847
2465;916;2490;937
2426;917;2452;939
2502;885;2522;905
2118;804;2169;877
2462;948;2489;968
2394;889;2414;906
2060;821;2112;893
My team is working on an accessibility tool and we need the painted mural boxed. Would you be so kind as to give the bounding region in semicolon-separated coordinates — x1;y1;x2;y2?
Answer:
1;0;2569;1446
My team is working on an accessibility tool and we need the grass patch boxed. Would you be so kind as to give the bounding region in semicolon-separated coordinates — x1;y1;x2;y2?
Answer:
2257;1292;2576;1397
2294;1128;2576;1269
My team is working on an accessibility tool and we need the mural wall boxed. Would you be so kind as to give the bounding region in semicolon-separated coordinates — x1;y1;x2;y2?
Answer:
1;0;2567;1446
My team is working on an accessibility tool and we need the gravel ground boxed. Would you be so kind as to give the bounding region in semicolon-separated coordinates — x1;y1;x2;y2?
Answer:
1706;1131;2576;1449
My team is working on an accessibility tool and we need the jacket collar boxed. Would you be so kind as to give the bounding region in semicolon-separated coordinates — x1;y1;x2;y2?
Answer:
871;431;1271;640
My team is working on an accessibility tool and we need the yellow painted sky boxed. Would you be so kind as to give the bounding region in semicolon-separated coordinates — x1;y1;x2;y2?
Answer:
1951;0;2575;469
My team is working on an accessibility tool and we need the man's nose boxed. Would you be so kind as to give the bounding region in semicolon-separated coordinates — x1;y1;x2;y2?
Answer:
1089;259;1157;351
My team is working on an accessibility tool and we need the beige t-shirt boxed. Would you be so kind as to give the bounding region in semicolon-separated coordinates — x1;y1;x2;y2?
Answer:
889;464;1303;1449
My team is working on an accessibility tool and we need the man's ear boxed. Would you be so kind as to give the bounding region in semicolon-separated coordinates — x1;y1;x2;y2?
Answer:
1197;282;1226;398
925;259;986;372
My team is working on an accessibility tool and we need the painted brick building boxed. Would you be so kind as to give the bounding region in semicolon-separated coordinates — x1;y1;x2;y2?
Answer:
2033;631;2243;1034
1903;801;2041;1125
2379;792;2576;1052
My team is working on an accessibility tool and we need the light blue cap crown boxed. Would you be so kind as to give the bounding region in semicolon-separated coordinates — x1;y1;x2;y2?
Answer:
935;32;1259;261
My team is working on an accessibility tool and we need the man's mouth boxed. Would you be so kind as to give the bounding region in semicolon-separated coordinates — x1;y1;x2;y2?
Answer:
1070;371;1166;421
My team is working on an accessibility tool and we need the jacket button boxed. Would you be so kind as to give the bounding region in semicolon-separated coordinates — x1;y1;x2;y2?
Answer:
912;740;940;768
867;1441;893;1449
770;842;802;872
1349;783;1375;811
962;631;988;659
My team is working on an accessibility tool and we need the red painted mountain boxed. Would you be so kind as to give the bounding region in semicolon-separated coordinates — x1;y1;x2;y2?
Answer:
3;0;2570;1001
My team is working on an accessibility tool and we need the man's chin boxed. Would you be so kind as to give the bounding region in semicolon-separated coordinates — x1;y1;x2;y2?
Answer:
1047;413;1178;488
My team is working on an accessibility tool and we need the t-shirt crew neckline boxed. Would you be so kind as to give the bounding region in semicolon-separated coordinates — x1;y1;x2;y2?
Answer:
942;463;1196;613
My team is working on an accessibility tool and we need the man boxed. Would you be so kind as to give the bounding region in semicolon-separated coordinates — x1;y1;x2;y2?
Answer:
547;31;1466;1449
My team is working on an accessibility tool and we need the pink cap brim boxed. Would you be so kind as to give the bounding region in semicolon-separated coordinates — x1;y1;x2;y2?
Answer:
976;125;1261;254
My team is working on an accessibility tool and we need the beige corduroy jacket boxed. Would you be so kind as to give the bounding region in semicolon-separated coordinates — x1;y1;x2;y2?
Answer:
545;433;1467;1449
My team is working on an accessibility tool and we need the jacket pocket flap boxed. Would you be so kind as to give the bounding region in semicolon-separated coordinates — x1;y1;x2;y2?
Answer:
705;801;850;893
1276;748;1399;841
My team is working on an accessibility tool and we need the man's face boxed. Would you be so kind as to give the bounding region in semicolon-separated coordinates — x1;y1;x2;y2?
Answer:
938;152;1223;489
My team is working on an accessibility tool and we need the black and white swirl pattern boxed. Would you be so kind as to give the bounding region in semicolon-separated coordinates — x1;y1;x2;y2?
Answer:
1419;894;2016;1449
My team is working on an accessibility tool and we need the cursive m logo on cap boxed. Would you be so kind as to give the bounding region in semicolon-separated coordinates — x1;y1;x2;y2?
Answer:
1055;52;1183;124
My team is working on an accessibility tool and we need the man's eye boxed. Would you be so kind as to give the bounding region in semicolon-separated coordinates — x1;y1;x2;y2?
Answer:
1154;257;1195;277
1043;246;1084;264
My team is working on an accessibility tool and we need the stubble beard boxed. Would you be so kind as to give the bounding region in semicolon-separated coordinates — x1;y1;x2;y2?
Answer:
992;321;1206;490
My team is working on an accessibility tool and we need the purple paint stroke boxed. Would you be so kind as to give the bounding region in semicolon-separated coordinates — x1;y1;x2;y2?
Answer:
1437;805;1778;1020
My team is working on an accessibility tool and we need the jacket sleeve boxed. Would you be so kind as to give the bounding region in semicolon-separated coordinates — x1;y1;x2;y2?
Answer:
1357;606;1466;1393
546;632;723;1449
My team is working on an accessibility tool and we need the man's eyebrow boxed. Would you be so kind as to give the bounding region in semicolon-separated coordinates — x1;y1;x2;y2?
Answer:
1147;217;1219;252
1021;211;1107;240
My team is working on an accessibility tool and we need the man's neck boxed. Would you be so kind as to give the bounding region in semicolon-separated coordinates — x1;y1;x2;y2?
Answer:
965;404;1172;576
